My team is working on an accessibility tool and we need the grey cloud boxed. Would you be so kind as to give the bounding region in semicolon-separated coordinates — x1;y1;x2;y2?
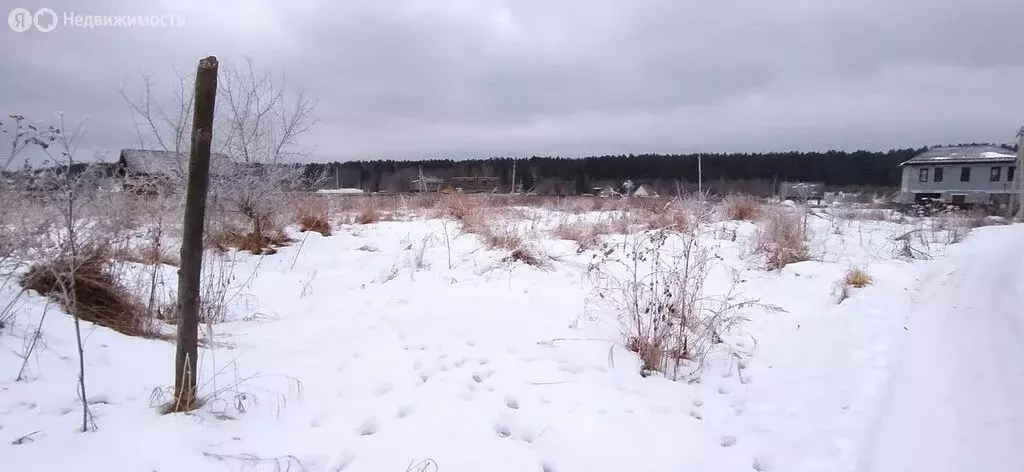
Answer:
2;0;1023;162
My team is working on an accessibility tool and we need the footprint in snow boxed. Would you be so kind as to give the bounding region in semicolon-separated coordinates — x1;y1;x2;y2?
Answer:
693;398;704;407
650;405;672;414
357;417;380;436
720;436;738;447
541;461;558;472
327;451;356;471
718;387;730;395
752;457;770;471
397;405;414;418
374;383;393;396
557;363;585;374
689;410;703;420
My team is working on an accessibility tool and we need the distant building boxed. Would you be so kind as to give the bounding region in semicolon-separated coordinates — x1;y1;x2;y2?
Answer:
592;186;620;198
410;176;445;193
897;145;1018;206
316;188;365;195
778;181;825;201
450;176;500;194
632;184;657;197
117;149;234;194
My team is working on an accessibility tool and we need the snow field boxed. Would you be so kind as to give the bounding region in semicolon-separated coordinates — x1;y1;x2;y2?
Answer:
0;201;1017;472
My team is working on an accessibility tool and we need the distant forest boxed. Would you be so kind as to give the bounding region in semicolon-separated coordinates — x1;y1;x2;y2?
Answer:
303;144;1018;196
15;143;1018;197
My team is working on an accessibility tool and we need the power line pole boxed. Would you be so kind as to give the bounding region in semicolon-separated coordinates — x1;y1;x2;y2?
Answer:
698;153;704;198
171;55;218;413
1015;126;1024;220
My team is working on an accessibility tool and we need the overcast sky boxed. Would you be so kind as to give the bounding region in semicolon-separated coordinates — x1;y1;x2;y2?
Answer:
3;0;1024;162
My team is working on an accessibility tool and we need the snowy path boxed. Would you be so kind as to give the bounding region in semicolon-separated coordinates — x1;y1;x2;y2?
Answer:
861;226;1024;472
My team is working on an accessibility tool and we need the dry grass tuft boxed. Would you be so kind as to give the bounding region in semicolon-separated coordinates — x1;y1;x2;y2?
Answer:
293;196;333;236
298;215;332;236
753;207;809;269
112;245;179;267
356;207;381;225
626;336;665;373
844;268;873;288
552;219;609;252
505;246;545;267
21;251;162;338
643;211;688;232
725;195;760;221
210;230;292;255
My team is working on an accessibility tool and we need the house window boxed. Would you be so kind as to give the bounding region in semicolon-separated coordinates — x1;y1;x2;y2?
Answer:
960;167;971;182
1010;166;1016;182
990;166;1002;182
919;168;929;182
934;167;944;182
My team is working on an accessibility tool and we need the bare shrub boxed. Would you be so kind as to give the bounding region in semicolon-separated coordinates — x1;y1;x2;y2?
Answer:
724;195;760;221
442;196;546;267
752;207;809;269
21;250;161;338
588;228;773;379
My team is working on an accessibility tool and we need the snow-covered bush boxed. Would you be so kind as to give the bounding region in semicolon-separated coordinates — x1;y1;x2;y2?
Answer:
588;226;767;380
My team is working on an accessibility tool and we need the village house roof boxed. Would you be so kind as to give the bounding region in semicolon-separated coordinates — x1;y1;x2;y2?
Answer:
118;149;236;177
901;146;1017;166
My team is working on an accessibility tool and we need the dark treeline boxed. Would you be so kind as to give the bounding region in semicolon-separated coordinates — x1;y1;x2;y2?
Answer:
305;149;931;195
306;143;1019;195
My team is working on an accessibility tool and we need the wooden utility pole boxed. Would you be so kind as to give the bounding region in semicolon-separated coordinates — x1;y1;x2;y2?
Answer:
170;56;219;413
1014;127;1024;220
697;153;704;198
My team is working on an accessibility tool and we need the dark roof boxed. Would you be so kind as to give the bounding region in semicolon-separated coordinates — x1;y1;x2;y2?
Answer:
901;146;1017;166
118;149;235;176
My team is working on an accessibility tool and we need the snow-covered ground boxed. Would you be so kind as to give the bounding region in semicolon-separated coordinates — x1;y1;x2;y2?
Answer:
1;205;1021;472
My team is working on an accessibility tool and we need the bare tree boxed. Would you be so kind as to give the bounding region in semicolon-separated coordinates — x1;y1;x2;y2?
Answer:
214;59;317;235
35;114;97;431
118;68;196;163
120;59;320;239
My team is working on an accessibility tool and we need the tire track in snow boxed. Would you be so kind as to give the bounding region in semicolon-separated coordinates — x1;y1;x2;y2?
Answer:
859;225;1024;472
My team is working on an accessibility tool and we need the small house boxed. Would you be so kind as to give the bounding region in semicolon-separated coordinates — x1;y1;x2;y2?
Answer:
632;184;657;197
449;176;500;194
897;145;1018;206
117;149;234;194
